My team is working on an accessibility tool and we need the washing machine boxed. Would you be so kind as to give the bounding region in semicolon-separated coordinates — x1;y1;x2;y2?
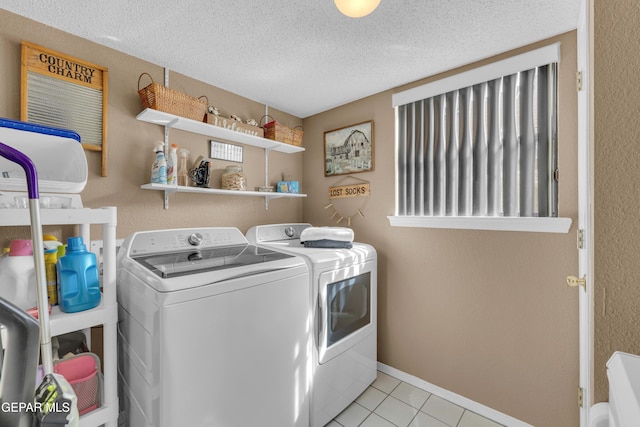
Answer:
590;351;640;427
116;227;311;427
246;223;377;427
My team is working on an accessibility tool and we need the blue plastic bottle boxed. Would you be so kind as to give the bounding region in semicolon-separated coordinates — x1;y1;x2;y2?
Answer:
57;237;101;313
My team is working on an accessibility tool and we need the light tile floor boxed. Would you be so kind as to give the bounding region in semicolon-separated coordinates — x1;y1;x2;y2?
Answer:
325;371;504;427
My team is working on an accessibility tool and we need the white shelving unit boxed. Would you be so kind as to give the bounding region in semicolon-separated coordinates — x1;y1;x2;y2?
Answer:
0;206;119;427
136;108;306;209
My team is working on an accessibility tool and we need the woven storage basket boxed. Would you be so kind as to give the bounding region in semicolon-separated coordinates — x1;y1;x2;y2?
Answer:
138;73;207;121
261;115;303;146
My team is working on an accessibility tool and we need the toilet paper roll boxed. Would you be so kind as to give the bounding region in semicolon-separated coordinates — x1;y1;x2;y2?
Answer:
589;402;609;427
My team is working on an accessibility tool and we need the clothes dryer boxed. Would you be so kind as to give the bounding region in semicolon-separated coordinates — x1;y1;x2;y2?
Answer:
117;227;311;427
246;223;377;427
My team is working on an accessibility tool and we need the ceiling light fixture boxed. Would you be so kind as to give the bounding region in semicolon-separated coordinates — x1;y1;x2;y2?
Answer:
334;0;381;18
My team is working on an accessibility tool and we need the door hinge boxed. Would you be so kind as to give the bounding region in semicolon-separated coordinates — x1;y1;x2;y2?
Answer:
553;169;560;182
577;229;584;250
577;71;583;92
578;386;584;408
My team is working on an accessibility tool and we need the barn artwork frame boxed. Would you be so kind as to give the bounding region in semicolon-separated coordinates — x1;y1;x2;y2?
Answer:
324;120;374;177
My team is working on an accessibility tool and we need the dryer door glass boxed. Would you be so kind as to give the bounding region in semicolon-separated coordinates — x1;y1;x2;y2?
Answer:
326;272;371;346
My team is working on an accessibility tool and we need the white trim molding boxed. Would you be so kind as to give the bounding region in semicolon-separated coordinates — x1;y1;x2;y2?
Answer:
388;216;573;233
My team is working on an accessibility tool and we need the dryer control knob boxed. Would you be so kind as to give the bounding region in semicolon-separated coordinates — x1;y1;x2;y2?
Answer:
188;232;204;246
284;227;295;238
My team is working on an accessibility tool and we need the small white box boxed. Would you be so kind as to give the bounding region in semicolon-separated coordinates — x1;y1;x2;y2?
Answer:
0;119;87;194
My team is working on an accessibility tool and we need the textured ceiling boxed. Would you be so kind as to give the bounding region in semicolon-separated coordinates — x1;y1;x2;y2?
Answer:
0;0;580;118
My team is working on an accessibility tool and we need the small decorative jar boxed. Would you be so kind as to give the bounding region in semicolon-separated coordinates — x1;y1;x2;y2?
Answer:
221;165;247;191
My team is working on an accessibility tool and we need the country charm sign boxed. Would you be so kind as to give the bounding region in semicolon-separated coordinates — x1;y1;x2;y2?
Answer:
34;53;98;85
21;41;109;176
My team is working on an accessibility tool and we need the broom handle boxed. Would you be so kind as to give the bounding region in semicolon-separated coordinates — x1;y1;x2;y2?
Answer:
0;142;54;375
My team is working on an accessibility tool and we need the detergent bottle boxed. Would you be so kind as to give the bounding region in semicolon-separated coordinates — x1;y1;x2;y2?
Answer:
0;239;37;310
57;236;101;313
150;142;167;184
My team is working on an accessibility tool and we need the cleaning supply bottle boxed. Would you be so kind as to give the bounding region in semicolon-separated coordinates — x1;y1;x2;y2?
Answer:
150;142;167;184
177;148;190;186
44;248;58;306
167;143;178;185
57;236;101;313
0;239;37;310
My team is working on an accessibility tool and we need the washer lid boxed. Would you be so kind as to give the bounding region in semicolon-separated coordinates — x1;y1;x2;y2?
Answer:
132;244;295;279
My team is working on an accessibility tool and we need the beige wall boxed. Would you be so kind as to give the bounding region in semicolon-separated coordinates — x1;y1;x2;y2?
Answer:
0;10;304;244
302;32;579;426
593;0;640;402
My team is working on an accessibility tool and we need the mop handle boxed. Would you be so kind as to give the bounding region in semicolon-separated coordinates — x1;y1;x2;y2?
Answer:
0;142;54;375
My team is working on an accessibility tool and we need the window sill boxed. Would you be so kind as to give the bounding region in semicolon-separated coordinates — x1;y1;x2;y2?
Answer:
387;216;573;233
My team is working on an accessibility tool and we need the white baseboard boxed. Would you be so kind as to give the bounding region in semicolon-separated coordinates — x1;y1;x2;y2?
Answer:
377;362;534;427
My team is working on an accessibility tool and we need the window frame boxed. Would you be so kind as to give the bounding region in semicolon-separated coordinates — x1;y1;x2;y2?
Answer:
388;43;572;233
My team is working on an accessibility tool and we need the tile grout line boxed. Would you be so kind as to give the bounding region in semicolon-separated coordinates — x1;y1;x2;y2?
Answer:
359;384;394;426
358;379;404;427
365;380;429;427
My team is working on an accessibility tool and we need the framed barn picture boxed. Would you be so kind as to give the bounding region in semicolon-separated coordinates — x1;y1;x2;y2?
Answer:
324;121;374;177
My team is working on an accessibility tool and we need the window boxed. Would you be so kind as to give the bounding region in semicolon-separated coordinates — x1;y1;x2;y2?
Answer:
388;43;572;233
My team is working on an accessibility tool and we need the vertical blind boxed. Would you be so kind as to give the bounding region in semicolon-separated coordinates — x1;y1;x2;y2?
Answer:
393;44;559;218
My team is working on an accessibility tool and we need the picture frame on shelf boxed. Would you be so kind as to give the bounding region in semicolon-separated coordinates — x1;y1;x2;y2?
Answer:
324;121;374;177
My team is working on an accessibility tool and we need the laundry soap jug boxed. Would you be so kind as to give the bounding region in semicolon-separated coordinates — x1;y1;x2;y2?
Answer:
150;142;167;184
0;239;37;310
57;236;101;313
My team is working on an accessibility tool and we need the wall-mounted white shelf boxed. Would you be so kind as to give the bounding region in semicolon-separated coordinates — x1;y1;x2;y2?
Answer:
141;183;306;209
136;108;305;209
136;108;304;154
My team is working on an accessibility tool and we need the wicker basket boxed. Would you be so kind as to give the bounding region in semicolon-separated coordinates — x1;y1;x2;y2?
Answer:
260;115;303;146
138;73;207;122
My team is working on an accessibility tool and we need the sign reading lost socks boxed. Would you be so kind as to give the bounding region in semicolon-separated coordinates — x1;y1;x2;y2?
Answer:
328;183;370;199
21;41;109;176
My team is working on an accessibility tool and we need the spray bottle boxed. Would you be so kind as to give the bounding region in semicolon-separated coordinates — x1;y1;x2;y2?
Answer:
167;143;178;185
151;142;167;184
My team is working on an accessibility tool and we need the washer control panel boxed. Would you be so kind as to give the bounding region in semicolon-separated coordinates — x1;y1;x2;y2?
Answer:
247;223;311;243
128;227;247;255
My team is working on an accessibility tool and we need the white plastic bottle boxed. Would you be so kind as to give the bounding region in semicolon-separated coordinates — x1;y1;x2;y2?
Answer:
167;143;178;185
151;142;167;184
0;239;37;310
177;148;190;186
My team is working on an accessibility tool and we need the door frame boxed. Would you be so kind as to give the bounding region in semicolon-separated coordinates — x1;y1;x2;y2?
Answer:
577;0;593;425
